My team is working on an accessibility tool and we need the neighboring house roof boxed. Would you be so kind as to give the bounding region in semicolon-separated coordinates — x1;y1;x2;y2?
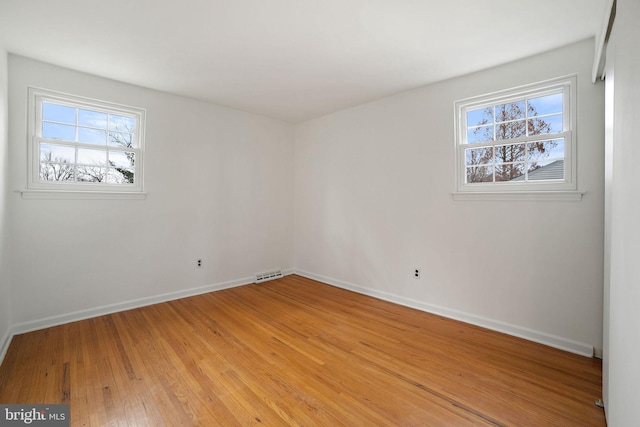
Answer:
512;159;564;181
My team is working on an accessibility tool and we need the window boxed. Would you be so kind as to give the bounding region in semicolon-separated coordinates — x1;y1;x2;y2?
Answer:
27;87;146;197
454;76;577;198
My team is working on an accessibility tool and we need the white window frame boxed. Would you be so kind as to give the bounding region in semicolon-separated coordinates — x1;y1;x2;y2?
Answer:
453;75;580;201
24;87;146;199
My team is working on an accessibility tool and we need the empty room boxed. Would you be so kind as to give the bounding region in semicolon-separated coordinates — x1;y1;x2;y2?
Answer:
0;0;638;425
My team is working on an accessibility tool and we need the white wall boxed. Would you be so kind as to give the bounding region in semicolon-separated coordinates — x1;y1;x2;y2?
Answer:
3;39;605;364
8;55;294;328
0;47;11;359
604;0;640;423
294;38;604;356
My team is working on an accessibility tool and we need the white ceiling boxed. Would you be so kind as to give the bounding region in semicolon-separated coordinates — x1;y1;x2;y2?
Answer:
0;0;606;123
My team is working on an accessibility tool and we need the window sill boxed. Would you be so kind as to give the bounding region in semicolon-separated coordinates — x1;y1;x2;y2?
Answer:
452;191;584;202
19;189;147;200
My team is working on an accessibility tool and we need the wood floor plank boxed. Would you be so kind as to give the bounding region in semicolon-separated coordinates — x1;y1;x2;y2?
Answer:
0;275;605;426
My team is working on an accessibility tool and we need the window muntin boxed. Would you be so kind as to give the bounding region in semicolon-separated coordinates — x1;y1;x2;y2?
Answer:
454;76;576;193
28;88;145;193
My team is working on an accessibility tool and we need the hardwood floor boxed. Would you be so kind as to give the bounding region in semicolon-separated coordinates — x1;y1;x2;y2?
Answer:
0;275;605;426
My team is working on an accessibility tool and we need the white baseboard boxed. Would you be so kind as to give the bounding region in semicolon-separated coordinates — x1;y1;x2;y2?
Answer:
0;269;297;367
10;276;255;336
1;267;593;367
0;329;11;366
294;269;595;358
281;268;296;277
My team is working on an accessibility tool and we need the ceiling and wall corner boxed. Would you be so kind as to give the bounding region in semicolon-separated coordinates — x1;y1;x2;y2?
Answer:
0;0;607;123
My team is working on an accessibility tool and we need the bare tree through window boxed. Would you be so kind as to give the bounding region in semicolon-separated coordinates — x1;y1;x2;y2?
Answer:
466;100;559;183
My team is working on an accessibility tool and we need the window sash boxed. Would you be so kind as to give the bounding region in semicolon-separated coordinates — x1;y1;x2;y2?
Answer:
35;137;139;184
454;75;576;193
28;87;145;193
460;130;570;150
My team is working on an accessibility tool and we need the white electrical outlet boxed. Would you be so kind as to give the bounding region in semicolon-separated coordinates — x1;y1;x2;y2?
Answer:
414;269;420;279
